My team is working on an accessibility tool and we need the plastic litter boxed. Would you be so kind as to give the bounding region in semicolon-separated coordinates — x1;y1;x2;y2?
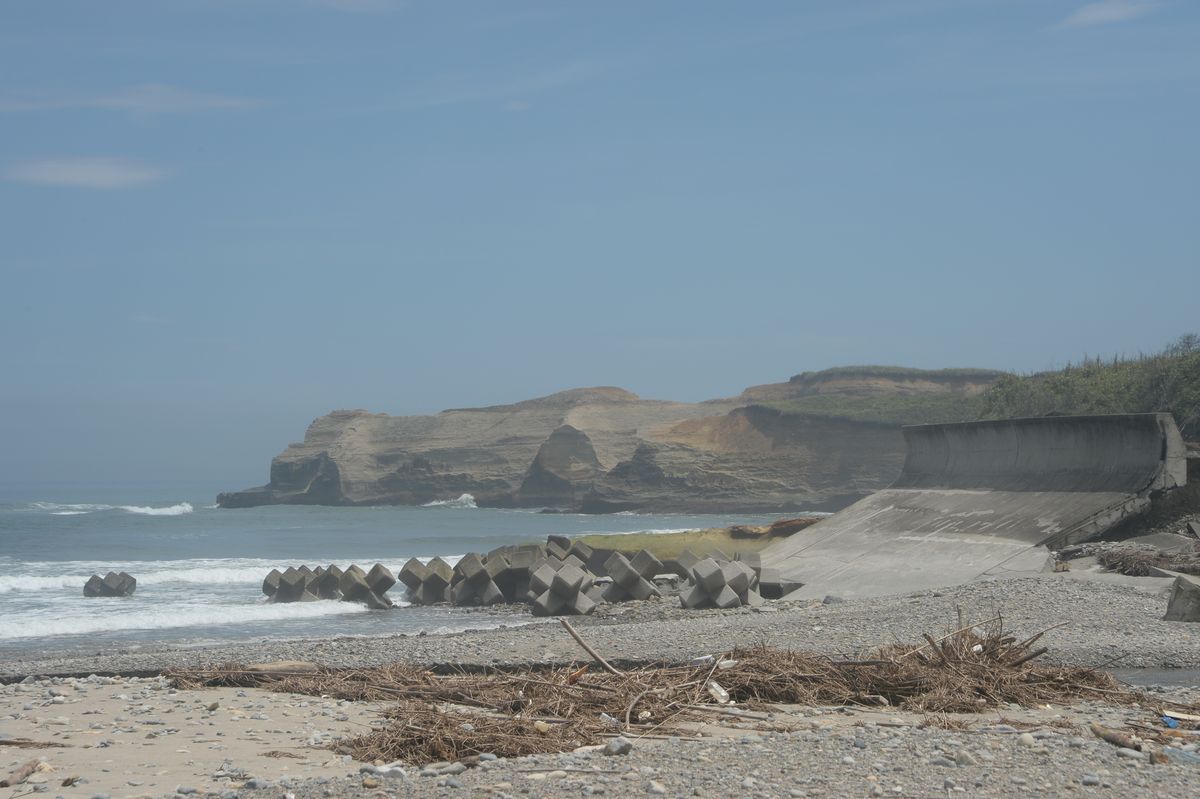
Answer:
706;680;730;704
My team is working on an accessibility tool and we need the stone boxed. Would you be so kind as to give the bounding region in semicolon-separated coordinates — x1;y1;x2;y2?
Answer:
603;736;633;755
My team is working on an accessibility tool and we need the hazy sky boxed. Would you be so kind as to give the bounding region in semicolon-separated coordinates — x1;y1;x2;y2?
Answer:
2;0;1197;487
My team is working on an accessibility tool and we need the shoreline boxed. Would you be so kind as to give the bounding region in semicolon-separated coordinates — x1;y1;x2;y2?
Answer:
4;573;1196;681
5;572;1200;798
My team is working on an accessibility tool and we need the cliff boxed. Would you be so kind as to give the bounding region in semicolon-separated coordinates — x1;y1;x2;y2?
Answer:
217;368;1005;513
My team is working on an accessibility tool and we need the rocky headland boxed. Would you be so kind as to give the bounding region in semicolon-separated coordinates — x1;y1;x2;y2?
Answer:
218;367;1002;512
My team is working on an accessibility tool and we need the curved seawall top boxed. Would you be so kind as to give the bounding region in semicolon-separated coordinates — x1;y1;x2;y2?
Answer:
761;412;1187;598
892;413;1186;494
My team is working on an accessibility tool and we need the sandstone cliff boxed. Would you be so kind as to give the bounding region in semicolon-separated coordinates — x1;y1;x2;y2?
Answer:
217;367;1005;513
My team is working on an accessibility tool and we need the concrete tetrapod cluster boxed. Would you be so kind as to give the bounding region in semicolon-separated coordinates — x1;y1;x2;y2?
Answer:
671;550;800;602
1165;574;1200;622
397;539;625;616
83;571;136;597
261;563;396;609
676;552;763;609
601;550;662;603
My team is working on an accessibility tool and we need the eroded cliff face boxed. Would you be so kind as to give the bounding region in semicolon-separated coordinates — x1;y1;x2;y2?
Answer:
217;368;1003;513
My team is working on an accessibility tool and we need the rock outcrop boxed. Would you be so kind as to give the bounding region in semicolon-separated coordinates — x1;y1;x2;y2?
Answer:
218;368;1005;513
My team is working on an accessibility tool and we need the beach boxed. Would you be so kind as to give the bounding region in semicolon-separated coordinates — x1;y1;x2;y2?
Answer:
4;572;1200;798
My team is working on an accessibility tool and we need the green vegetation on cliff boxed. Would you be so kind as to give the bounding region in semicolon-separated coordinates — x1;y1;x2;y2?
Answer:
762;392;981;426
787;365;1005;382
980;335;1200;438
764;335;1200;436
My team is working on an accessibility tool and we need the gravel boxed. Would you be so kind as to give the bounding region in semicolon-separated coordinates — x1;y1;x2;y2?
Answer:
2;573;1194;680
225;701;1200;799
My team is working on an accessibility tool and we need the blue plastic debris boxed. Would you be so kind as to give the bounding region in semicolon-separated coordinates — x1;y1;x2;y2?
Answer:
1162;715;1180;729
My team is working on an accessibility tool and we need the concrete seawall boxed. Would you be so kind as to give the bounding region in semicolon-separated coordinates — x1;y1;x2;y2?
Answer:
762;413;1187;598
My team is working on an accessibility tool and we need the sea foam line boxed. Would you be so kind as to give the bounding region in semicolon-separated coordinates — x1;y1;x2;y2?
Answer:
0;600;372;641
422;493;477;508
27;501;194;516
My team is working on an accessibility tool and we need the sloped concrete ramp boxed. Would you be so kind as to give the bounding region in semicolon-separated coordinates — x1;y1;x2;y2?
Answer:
762;413;1187;599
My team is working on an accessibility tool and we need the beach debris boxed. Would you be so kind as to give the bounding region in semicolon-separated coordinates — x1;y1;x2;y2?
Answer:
246;661;321;674
167;616;1173;767
82;571;136;597
0;758;43;788
1164;574;1200;622
706;680;730;703
601;550;662;603
680;557;762;609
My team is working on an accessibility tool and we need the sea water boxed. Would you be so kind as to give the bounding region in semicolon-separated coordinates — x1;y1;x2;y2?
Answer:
0;482;781;655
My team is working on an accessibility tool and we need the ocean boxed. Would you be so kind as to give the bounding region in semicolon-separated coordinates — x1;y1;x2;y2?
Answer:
0;482;780;656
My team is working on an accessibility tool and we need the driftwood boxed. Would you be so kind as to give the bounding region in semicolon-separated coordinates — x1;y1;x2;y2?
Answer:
0;740;68;749
558;618;624;676
0;759;41;787
164;616;1178;766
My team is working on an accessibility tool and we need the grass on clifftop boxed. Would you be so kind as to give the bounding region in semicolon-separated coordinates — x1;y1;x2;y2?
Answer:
766;335;1200;436
762;391;983;426
980;334;1200;438
789;365;1006;382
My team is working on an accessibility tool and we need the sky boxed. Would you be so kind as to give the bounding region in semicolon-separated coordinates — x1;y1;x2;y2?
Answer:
1;0;1197;487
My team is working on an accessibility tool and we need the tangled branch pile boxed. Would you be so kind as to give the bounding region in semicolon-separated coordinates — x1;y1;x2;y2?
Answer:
1098;547;1200;577
167;618;1165;766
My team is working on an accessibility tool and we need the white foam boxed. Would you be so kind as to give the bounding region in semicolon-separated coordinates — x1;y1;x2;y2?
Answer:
30;502;114;512
583;527;695;536
422;493;477;509
0;557;460;592
0;600;369;641
118;502;193;516
27;501;195;516
0;574;89;593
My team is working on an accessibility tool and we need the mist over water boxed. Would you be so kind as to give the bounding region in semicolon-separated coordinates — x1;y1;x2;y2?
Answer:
0;484;780;656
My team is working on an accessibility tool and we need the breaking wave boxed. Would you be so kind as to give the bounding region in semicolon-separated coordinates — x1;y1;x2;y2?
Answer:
0;575;87;593
0;558;433;593
422;493;477;509
0;600;370;641
27;501;194;516
118;502;194;516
